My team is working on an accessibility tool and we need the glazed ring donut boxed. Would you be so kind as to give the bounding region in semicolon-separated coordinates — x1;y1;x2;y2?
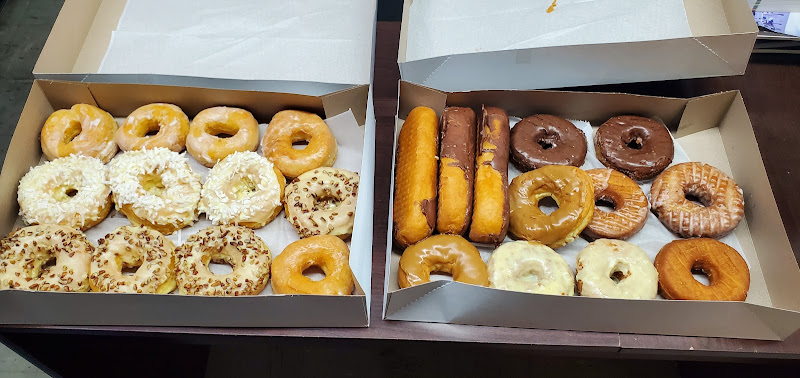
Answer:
17;155;112;231
508;165;594;248
0;225;93;292
116;103;190;152
108;148;202;235
175;225;272;296
583;168;649;240
575;239;658;299
594;115;674;180
655;238;750;301
186;106;259;167
284;168;359;239
650;162;744;238
261;110;337;178
398;234;489;288
200;151;286;229
271;235;354;295
488;241;574;296
40;104;118;163
90;226;176;294
510;114;588;171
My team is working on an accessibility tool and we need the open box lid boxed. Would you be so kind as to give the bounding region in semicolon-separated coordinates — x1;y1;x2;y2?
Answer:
398;0;758;91
34;0;376;97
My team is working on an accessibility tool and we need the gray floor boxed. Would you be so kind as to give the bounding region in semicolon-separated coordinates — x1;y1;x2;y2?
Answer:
0;0;63;376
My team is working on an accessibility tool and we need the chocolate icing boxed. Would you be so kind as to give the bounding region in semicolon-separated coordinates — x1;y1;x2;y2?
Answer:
594;115;674;181
438;107;476;235
420;198;436;230
510;114;587;171
468;106;510;244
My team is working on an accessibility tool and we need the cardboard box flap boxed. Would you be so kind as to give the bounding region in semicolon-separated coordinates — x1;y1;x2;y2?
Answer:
322;85;371;126
677;91;738;137
384;281;451;318
386;282;800;340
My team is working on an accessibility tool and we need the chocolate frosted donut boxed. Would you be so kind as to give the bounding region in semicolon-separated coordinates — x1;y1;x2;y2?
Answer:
511;114;587;171
594;116;674;181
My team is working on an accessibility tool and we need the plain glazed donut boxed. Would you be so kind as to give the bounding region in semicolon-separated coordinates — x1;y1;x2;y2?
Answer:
488;241;574;296
398;234;488;288
187;106;259;167
508;165;594;248
271;235;354;295
575;239;657;299
40;104;118;163
175;225;272;296
284;168;359;239
17;155;111;231
116;103;190;152
510;114;587;171
108;148;202;235
655;238;749;301
594;115;674;181
0;225;93;292
200;151;286;229
583;168;649;240
90;226;176;294
650;162;744;238
261;110;338;178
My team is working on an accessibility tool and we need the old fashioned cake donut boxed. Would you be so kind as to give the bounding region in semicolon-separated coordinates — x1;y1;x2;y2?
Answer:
108;148;202;235
575;239;658;299
40;104;118;163
200;151;285;229
90;226;176;294
284;167;359;239
17;155;111;231
271;235;354;295
116;103;190;152
650;162;744;238
594;115;674;180
186;106;260;167
261;110;338;178
583;168;649;240
398;234;488;288
488;241;574;296
510;114;587;171
0;225;93;292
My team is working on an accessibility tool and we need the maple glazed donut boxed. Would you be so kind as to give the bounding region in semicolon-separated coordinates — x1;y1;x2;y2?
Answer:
262;110;337;178
398;234;489;288
650;162;744;238
594;115;674;180
90;226;176;294
655;238;750;301
271;235;354;295
200;151;286;229
508;165;594;248
575;239;658;299
116;103;190;152
17;155;111;231
108;148;202;235
510;114;587;171
583;168;649;240
0;225;93;292
186;106;260;167
285;167;359;239
488;241;574;296
40;104;118;164
175;225;272;296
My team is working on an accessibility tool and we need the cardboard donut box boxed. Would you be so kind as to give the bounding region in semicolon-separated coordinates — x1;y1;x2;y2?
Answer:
382;81;800;340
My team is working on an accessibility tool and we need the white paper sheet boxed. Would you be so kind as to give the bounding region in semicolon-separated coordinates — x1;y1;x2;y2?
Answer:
405;0;693;61
98;0;374;85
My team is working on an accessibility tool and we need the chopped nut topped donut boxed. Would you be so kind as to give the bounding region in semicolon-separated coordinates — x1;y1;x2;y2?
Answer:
90;226;176;294
284;168;359;239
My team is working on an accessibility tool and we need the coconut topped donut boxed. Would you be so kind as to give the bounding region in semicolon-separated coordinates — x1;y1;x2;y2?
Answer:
108;148;202;235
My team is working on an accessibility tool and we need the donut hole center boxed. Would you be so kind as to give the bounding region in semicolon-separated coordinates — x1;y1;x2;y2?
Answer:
684;188;712;208
207;253;235;276
63;120;82;144
691;265;711;286
139;119;162;137
595;197;616;213
313;189;342;212
302;265;326;282
609;262;631;284
537;140;554;150
205;122;238;139
33;255;58;278
115;256;144;276
121;266;140;276
53;185;79;202
537;196;559;215
626;137;644;150
232;177;258;200
140;172;166;196
292;140;310;150
291;132;312;150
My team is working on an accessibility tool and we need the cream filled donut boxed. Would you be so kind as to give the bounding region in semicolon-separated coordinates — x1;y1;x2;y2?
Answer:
575;239;658;299
108;148;202;235
200;151;285;229
488;241;574;296
284;168;359;239
186;107;260;167
17;155;111;231
90;226;176;294
0;225;93;292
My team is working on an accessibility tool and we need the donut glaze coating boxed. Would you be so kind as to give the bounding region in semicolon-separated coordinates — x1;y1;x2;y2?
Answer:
511;114;587;171
594;116;674;180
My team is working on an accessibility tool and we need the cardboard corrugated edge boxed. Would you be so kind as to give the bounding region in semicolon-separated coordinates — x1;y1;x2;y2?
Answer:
383;81;800;340
0;80;369;327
